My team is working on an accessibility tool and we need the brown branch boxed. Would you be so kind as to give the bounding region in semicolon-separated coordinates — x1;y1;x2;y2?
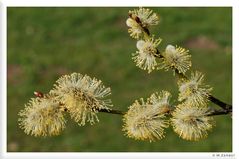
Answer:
97;107;232;117
98;109;126;115
33;90;231;117
207;108;232;117
208;95;232;111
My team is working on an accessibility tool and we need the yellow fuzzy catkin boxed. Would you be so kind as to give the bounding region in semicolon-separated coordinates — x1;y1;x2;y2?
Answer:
50;73;113;126
126;18;143;39
162;45;191;74
126;8;159;39
171;103;215;141
123;91;171;142
132;37;162;73
18;96;66;137
178;71;213;106
129;7;159;27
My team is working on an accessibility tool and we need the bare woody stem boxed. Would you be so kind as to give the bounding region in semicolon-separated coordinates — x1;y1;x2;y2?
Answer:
98;109;126;115
207;108;232;117
129;14;232;112
208;95;232;111
98;108;231;117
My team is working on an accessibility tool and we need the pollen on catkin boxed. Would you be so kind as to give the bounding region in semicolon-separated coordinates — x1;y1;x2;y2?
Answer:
123;91;171;142
18;95;66;137
129;7;159;27
132;37;162;73
50;73;113;126
126;18;143;39
178;71;213;106
162;45;191;74
126;8;159;39
171;103;214;141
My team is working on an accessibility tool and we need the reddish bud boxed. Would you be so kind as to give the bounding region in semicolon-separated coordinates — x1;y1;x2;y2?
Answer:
34;91;44;98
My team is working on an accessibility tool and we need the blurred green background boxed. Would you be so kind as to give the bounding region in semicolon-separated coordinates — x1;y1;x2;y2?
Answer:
7;7;232;152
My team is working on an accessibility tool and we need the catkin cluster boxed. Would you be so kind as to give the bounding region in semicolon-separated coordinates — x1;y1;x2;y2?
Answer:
124;7;215;141
18;73;113;136
18;7;225;142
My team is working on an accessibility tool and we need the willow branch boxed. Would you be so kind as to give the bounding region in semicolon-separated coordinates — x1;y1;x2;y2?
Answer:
208;95;232;111
131;14;232;111
97;107;232;117
98;109;126;115
34;91;231;117
207;108;232;117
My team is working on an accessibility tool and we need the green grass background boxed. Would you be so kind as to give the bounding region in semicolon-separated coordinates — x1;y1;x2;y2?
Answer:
7;7;232;152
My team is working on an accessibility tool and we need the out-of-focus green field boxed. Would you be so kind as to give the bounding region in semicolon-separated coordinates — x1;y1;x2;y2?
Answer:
7;7;232;152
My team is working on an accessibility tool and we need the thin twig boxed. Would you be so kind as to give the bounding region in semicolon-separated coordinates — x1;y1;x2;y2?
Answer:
208;95;232;111
98;109;126;115
98;107;232;117
207;108;232;117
